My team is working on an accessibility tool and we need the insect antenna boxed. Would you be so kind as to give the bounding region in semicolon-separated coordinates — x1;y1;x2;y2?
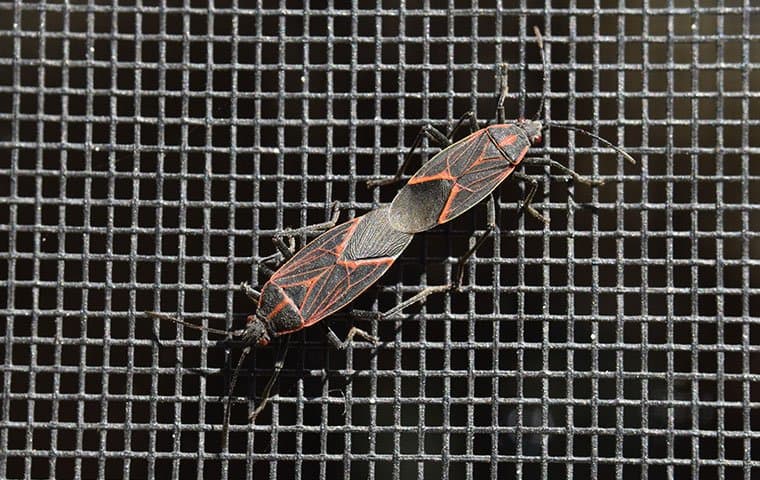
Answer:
495;62;509;124
145;311;233;336
532;25;548;122
531;26;635;165
543;122;637;165
145;311;252;453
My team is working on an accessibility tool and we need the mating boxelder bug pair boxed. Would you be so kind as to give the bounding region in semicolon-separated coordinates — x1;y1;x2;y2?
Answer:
374;27;635;234
149;27;634;448
150;204;448;446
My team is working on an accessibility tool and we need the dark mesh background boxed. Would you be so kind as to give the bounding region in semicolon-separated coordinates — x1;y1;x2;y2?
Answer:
1;1;758;479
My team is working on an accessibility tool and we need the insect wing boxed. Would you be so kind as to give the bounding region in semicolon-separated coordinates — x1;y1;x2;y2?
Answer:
433;130;525;224
269;207;413;328
390;126;530;232
269;218;358;290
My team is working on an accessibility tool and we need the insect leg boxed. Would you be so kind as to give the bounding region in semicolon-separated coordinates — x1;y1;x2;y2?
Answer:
279;200;342;237
239;282;261;304
496;63;510;124
250;239;294;275
321;323;379;350
366;124;451;188
222;337;291;449
446;110;480;137
511;171;550;224
271;236;297;261
256;260;281;278
248;336;291;424
367;284;452;319
273;201;341;260
335;282;460;344
346;285;452;323
453;193;500;288
522;157;605;186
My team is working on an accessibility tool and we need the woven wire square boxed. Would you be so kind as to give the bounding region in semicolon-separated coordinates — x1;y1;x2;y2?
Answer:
0;1;758;478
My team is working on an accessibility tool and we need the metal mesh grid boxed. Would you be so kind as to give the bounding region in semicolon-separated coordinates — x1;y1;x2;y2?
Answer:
1;0;758;478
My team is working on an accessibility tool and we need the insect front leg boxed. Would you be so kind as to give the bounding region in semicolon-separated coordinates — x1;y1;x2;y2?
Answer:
446;110;480;137
366;124;451;188
248;336;291;424
239;282;261;304
272;201;341;261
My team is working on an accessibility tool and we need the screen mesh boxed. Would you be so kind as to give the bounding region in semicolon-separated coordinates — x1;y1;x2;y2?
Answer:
1;1;758;478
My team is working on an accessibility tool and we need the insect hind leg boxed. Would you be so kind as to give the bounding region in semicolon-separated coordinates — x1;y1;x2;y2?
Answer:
511;171;550;224
367;107;483;190
321;323;379;350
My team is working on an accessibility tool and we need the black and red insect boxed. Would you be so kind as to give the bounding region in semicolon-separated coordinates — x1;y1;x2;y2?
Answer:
370;27;635;233
238;205;414;349
148;204;448;447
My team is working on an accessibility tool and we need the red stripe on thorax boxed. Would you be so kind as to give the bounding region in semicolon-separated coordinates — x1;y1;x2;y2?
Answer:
498;133;518;147
267;297;290;321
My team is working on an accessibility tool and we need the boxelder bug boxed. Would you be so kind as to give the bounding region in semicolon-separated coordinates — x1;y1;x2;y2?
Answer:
369;27;635;232
147;203;450;448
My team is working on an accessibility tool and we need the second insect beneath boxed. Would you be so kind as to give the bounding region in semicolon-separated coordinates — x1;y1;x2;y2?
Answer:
148;26;635;445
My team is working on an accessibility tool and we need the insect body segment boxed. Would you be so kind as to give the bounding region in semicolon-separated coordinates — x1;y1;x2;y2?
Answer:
389;121;542;233
150;205;421;446
255;207;413;340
